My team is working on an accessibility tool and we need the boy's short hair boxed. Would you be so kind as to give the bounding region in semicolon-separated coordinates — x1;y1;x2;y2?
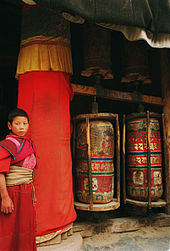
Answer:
8;108;29;124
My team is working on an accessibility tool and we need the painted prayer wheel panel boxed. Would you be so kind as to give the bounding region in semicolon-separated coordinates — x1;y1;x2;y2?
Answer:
127;117;163;201
76;120;114;203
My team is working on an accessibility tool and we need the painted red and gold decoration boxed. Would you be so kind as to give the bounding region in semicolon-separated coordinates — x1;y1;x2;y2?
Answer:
127;115;163;201
75;117;114;203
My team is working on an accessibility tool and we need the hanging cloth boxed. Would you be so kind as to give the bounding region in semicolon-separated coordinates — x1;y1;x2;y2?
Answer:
17;71;76;236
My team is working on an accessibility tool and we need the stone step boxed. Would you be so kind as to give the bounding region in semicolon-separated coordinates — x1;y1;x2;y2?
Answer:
73;213;170;238
37;233;83;251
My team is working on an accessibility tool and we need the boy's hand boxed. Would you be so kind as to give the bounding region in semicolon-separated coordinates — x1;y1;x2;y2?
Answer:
1;195;14;214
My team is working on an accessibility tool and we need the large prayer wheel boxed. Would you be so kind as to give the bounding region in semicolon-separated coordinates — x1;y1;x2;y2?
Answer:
126;113;163;201
81;24;113;79
76;119;114;203
73;113;121;209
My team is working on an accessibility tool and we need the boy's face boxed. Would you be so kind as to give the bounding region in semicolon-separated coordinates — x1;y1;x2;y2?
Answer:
8;116;29;137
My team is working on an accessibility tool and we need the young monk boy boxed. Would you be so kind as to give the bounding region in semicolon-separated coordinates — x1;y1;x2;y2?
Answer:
0;108;37;251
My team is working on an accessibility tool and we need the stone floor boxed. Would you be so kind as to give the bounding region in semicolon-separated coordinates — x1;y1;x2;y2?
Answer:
82;226;170;251
37;213;170;251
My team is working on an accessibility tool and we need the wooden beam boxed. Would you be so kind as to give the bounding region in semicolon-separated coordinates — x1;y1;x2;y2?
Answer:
160;49;170;213
71;83;163;106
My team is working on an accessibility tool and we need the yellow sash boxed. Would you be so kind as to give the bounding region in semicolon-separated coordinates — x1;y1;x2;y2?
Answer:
6;166;33;186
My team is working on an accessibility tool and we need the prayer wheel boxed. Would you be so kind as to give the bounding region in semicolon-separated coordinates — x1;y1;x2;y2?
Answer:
73;113;120;211
81;24;113;79
126;112;163;202
121;39;151;84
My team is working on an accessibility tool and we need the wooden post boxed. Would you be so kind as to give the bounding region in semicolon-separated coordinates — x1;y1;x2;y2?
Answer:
115;114;120;203
160;49;170;214
122;115;126;203
86;116;93;210
146;111;151;209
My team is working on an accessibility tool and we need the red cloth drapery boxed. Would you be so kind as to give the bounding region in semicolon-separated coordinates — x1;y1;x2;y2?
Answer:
0;138;37;251
18;71;76;236
0;184;37;251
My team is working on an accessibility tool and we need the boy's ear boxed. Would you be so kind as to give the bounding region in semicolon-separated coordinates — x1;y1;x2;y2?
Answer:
8;122;12;130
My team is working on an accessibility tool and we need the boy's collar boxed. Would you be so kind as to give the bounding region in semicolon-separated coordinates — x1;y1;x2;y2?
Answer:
7;132;36;153
8;132;29;140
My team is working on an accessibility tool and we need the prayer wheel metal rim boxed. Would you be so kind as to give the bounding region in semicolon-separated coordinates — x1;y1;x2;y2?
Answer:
126;112;162;121
74;199;120;212
73;113;118;121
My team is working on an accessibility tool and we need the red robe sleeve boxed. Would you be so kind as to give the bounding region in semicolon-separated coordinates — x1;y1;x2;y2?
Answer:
0;146;11;173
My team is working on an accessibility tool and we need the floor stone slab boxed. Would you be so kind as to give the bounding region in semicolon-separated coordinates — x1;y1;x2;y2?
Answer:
82;226;170;251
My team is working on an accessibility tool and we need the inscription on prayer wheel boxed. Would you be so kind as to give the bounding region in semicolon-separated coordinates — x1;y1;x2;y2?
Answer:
75;118;114;203
127;115;163;201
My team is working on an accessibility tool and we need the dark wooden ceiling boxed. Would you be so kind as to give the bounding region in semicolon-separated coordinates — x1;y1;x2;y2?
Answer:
0;0;162;97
